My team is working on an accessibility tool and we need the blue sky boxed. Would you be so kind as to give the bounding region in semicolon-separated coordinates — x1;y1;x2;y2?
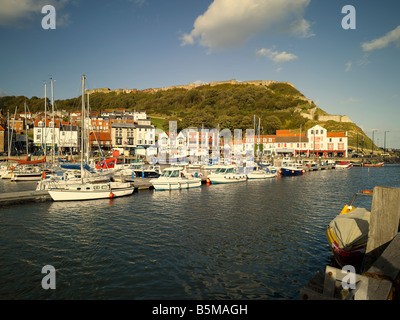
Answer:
1;0;400;148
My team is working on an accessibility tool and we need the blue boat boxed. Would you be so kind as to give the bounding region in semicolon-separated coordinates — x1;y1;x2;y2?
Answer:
279;163;306;176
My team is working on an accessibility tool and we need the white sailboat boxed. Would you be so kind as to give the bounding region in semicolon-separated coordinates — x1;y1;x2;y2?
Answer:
48;75;133;201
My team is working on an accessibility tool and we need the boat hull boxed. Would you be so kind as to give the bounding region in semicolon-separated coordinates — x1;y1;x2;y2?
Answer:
150;178;202;191
326;226;366;269
11;173;42;181
363;162;384;167
280;168;305;176
247;172;276;179
48;183;133;201
208;175;247;184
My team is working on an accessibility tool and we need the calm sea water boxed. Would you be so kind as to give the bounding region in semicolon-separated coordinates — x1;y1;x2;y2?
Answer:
1;165;400;300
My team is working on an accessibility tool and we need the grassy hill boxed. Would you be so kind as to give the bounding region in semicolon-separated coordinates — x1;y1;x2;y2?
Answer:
0;81;376;150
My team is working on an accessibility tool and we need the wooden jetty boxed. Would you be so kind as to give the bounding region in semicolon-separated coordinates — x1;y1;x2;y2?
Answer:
300;186;400;300
0;190;51;205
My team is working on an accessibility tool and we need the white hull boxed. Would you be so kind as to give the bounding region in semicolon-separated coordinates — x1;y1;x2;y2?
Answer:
150;177;202;190
336;165;352;169
1;171;12;179
48;182;133;201
247;172;277;179
208;175;247;184
11;173;42;181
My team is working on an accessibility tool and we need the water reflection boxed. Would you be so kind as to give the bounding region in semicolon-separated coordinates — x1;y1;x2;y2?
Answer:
1;166;400;299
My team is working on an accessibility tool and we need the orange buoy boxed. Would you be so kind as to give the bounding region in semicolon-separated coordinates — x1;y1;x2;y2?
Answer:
362;190;373;194
109;192;115;198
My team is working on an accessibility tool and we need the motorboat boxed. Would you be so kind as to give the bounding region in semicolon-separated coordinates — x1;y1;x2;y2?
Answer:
279;163;306;176
150;167;201;190
336;161;352;169
207;165;247;184
48;181;134;201
130;163;161;178
247;166;277;179
326;190;373;270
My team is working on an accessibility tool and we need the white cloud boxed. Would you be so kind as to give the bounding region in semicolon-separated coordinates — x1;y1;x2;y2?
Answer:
256;47;297;63
362;25;400;52
0;0;70;27
345;61;352;72
180;0;312;51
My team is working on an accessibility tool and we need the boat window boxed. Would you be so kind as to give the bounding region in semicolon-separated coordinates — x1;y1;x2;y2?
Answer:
161;170;171;177
227;168;234;173
102;185;108;189
170;170;179;177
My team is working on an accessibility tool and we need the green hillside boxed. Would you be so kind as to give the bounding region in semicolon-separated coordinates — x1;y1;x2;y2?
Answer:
0;82;375;150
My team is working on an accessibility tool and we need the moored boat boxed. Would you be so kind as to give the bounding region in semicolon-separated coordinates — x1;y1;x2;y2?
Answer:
279;163;306;176
150;167;201;190
247;166;277;179
207;165;247;184
326;190;373;270
336;161;352;169
363;162;384;167
48;181;134;201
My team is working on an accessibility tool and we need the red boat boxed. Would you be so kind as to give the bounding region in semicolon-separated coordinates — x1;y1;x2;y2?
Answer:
335;161;352;169
363;162;384;167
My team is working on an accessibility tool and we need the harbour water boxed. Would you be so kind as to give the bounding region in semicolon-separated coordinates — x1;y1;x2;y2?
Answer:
1;165;400;300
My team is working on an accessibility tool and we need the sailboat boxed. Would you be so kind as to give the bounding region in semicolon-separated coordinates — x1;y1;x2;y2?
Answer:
48;75;133;201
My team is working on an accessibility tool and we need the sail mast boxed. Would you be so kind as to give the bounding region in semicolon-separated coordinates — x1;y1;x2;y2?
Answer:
51;77;55;163
81;75;85;184
44;82;47;156
24;99;28;155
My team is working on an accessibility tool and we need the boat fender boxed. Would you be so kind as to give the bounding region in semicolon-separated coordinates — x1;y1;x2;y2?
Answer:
42;171;46;179
109;192;115;198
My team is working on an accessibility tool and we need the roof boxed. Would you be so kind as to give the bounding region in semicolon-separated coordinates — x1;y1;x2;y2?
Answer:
111;122;136;128
89;132;111;141
327;132;347;138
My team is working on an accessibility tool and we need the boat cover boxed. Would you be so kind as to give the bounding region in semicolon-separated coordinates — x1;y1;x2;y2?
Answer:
329;208;370;250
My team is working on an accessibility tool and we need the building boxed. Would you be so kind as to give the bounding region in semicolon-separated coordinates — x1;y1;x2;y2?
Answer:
111;122;136;150
33;119;79;154
89;131;111;152
307;125;348;157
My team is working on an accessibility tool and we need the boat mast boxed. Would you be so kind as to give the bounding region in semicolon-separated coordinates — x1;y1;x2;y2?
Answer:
86;91;90;165
43;82;47;157
24;99;28;155
7;111;10;159
51;77;55;164
81;75;85;184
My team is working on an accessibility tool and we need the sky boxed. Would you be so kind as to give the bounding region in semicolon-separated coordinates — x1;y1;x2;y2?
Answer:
1;0;400;148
